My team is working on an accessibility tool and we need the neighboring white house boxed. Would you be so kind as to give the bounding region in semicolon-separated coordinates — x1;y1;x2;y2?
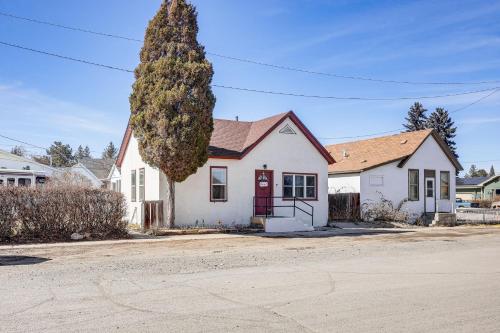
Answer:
0;149;59;187
116;111;335;228
325;129;463;221
69;158;115;188
107;163;122;192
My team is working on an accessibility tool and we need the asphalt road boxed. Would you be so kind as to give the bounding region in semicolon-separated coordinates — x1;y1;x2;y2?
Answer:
1;227;500;332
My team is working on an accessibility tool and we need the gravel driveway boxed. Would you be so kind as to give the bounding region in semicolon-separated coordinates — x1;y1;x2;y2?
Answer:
1;227;500;332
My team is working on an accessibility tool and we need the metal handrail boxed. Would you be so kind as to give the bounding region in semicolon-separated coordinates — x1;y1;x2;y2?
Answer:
253;196;314;226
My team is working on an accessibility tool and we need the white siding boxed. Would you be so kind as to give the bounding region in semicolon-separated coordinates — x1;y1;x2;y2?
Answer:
173;118;329;227
120;135;161;225
328;173;360;193
360;135;456;220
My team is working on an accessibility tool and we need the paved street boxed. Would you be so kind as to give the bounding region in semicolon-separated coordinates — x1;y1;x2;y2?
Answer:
1;227;500;332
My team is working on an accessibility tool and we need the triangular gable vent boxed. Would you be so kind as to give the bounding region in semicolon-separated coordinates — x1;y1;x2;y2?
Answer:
279;124;296;135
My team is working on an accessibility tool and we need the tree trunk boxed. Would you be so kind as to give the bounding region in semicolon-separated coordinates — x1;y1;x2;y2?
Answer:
165;175;175;228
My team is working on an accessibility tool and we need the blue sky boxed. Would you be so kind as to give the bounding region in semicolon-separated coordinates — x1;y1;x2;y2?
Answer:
0;0;499;175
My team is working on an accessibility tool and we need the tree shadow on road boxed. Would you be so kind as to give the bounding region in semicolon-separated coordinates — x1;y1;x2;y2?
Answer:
0;256;51;266
258;229;413;239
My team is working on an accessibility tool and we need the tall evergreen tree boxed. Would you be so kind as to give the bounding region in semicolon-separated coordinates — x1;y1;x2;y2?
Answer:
489;165;496;177
47;141;75;167
102;142;118;160
426;107;458;158
75;145;92;160
130;0;216;227
403;102;428;132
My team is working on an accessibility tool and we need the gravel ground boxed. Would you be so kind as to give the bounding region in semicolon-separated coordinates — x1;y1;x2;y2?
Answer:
1;226;500;332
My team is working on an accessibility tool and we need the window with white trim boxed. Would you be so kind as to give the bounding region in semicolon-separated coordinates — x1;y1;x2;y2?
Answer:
408;169;419;201
139;168;145;201
131;170;136;202
211;167;227;201
283;174;317;199
440;171;450;200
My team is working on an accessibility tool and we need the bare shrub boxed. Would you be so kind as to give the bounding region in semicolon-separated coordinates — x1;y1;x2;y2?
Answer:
46;171;93;188
0;186;127;243
471;199;493;208
362;192;412;223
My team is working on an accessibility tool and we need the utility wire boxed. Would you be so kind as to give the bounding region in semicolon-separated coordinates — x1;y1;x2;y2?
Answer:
0;11;142;42
3;40;500;101
1;10;500;86
0;41;134;73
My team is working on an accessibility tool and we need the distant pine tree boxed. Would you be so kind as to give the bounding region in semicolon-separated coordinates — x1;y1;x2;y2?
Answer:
75;145;91;160
102;142;118;160
47;141;75;167
426;108;458;159
489;165;496;177
403;102;428;132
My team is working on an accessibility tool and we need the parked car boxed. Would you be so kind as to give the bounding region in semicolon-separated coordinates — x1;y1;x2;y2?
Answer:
492;201;500;209
456;198;479;208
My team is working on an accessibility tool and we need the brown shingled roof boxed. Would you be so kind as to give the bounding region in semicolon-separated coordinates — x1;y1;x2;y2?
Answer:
208;112;287;157
325;129;462;174
116;111;335;167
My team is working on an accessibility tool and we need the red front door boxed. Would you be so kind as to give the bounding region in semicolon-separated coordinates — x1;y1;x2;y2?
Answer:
255;170;273;216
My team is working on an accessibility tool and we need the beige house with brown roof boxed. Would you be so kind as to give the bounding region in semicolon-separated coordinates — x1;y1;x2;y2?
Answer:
326;130;462;223
116;111;334;229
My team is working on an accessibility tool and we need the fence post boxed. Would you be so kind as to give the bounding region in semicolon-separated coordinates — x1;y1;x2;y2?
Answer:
293;197;296;217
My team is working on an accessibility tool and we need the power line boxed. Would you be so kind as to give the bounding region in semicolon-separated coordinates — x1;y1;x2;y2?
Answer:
3;40;500;101
211;84;500;101
0;41;134;73
0;11;142;42
1;10;500;86
207;52;500;86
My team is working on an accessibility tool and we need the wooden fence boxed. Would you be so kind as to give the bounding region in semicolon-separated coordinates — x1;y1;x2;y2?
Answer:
142;200;164;230
328;193;361;221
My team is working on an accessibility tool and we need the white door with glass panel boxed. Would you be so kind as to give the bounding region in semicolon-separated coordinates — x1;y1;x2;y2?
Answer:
425;177;435;212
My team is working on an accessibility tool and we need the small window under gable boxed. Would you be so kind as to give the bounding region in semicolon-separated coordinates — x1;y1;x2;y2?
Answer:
279;124;296;135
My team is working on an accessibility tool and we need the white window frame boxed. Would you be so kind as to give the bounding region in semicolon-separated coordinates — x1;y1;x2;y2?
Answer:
139;168;145;202
210;167;227;202
282;173;317;200
131;170;137;202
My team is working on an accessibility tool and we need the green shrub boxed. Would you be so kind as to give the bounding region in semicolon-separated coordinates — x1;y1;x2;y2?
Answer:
0;186;127;243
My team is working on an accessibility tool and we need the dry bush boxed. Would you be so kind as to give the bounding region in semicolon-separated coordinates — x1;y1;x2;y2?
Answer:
0;186;127;243
361;192;412;223
472;199;493;208
46;171;93;188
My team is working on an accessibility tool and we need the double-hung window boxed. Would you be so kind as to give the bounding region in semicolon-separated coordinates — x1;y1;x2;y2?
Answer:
139;168;145;201
440;171;450;199
408;169;419;201
283;173;317;200
210;167;227;201
131;170;137;202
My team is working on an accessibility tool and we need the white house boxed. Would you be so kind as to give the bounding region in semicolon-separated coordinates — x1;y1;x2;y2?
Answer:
107;163;122;192
325;129;463;222
69;158;115;188
0;149;59;187
116;111;335;228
